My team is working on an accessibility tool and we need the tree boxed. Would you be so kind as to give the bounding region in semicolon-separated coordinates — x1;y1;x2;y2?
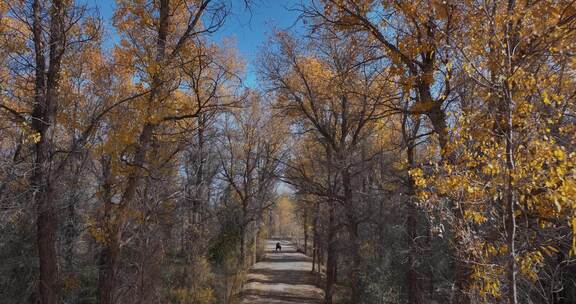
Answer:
0;1;100;302
92;0;239;302
412;1;576;302
218;92;286;266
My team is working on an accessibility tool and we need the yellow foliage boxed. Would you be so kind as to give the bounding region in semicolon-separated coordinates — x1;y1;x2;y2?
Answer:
464;210;487;224
519;251;544;282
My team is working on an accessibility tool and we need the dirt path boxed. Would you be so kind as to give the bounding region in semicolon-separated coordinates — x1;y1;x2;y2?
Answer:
238;240;324;304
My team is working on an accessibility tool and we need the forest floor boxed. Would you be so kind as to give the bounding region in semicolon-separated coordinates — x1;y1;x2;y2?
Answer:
238;240;325;304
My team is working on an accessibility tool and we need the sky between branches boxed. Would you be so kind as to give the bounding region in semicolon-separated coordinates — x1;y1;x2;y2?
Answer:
87;0;305;87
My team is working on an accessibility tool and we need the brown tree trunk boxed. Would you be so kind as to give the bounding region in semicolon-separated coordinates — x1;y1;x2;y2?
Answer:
253;224;258;265
97;158;118;304
406;197;421;304
324;203;336;304
342;170;362;303
97;121;155;303
312;201;320;273
333;250;338;284
417;81;472;304
239;220;246;267
195;113;205;215
97;0;170;300
303;208;308;254
98;226;120;304
347;221;362;304
32;0;67;302
406;141;422;304
36;185;59;304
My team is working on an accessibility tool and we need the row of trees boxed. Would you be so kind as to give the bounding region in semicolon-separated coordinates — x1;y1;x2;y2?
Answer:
265;0;575;303
1;0;575;303
0;0;287;303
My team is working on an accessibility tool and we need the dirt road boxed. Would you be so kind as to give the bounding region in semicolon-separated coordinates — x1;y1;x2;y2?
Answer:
238;240;324;304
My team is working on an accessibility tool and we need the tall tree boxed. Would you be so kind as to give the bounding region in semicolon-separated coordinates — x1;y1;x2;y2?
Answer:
412;1;576;302
0;1;100;302
219;92;286;266
96;0;233;302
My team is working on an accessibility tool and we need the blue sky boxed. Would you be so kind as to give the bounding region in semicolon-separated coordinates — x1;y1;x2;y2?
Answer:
86;0;305;87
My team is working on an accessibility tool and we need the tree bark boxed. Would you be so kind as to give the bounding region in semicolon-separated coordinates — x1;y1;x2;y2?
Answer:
406;139;422;304
303;208;308;254
324;203;336;304
504;1;518;302
504;82;518;304
239;216;246;267
32;0;67;302
253;224;258;264
417;81;449;156
195;113;205;217
97;0;170;301
312;201;320;273
342;169;362;303
97;120;155;303
505;116;518;304
97;158;118;304
406;190;421;304
347;220;362;304
98;226;120;304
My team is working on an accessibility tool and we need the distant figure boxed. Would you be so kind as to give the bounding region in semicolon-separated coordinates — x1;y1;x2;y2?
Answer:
275;242;282;252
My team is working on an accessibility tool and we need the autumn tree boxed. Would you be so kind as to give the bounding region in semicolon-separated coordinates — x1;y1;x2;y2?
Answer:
218;92;286;267
0;1;101;302
413;1;576;303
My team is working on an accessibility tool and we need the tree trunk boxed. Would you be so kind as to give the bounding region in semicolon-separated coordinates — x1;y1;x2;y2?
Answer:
312;201;320;273
303;208;308;254
97;158;118;304
239;223;246;267
406;143;422;304
253;223;258;265
97;0;170;300
504;1;518;302
97;121;155;303
36;186;59;304
347;221;362;304
505;131;518;304
324;203;336;304
425;101;448;156
504;84;518;304
333;251;338;284
342;169;362;303
32;0;68;302
194;113;205;219
406;201;421;304
98;226;120;304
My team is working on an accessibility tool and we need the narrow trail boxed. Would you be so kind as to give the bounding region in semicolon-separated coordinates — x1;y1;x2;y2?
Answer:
238;240;325;304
